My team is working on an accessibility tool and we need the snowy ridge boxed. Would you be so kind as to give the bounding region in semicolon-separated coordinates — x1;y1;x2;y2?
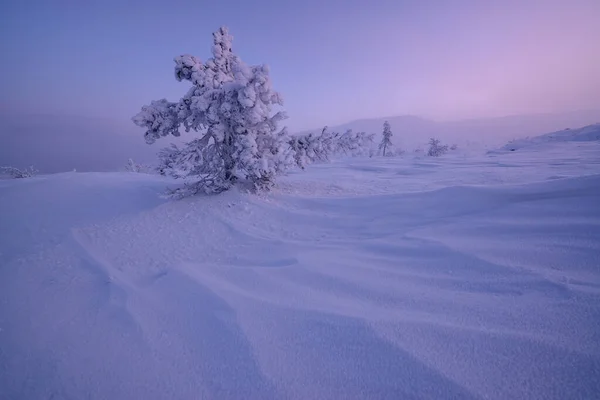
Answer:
1;144;600;399
494;123;600;153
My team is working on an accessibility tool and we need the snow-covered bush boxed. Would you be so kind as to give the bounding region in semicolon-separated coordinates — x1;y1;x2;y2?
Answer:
288;127;374;168
133;26;293;197
427;138;449;157
378;121;393;156
0;165;38;179
393;148;405;156
288;127;336;169
124;158;153;174
335;129;375;157
450;144;458;151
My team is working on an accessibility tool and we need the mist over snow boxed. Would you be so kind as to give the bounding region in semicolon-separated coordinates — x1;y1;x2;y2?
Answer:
0;112;159;173
2;109;599;174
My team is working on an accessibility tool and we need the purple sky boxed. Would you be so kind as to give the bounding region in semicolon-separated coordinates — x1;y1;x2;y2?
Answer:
1;0;599;132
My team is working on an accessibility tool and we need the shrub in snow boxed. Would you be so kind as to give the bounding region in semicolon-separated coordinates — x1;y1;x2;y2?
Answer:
378;121;393;156
288;127;335;169
393;148;405;156
335;129;375;157
0;165;38;179
427;138;448;157
124;158;153;174
289;127;374;168
133;26;293;197
450;144;458;150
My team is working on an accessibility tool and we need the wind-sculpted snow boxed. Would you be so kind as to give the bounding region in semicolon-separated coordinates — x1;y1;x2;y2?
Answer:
1;143;600;399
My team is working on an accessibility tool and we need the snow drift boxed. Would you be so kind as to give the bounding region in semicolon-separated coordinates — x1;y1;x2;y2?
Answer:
1;142;600;399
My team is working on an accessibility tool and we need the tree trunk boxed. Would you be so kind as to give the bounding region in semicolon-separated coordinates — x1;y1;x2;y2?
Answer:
222;131;236;184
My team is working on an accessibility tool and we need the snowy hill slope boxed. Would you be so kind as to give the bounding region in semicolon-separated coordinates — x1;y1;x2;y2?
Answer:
1;143;600;399
494;123;600;153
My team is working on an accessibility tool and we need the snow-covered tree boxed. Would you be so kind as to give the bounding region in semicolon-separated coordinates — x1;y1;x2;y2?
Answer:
0;165;38;179
427;138;449;157
378;121;393;156
125;158;139;172
132;27;293;197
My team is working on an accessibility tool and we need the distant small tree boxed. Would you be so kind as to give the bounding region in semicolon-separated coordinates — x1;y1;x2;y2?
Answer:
0;165;38;179
427;138;448;157
124;158;140;173
133;26;293;197
378;121;393;156
450;144;458;150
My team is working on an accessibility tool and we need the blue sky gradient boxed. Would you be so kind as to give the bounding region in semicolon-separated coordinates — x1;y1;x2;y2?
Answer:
1;0;599;132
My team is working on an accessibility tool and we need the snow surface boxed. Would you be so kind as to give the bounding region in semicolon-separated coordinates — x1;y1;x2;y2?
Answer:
1;140;600;399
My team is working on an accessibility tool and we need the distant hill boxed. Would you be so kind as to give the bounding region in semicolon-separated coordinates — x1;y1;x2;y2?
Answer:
297;109;600;149
492;123;600;153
